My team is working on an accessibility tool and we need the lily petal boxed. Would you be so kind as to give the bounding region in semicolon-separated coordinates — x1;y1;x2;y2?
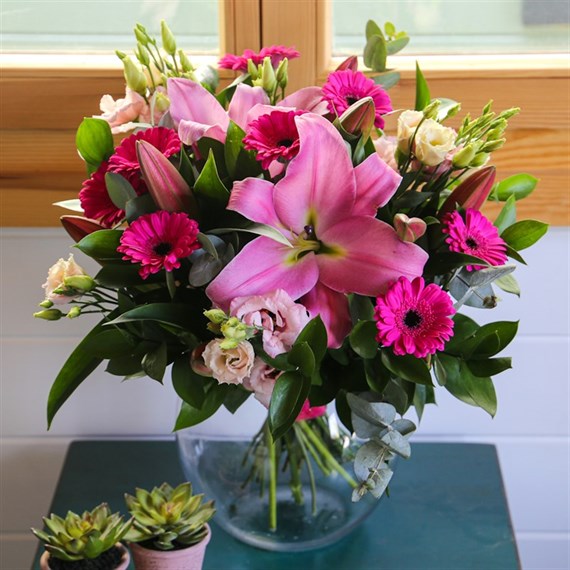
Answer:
206;237;319;310
282;87;328;114
229;178;282;228
300;283;352;349
178;120;228;146
228;84;270;130
317;216;428;296
273;114;355;235
353;152;402;215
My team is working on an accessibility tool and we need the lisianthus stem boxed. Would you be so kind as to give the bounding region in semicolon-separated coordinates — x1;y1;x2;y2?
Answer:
284;432;304;505
298;422;358;489
265;423;278;532
293;424;317;515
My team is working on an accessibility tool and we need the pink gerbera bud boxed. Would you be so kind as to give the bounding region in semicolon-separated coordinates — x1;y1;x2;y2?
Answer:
243;110;304;170
375;276;456;359
442;209;508;271
322;70;392;129
117;211;200;279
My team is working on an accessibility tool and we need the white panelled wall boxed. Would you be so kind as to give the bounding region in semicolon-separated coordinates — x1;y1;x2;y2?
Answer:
1;227;568;569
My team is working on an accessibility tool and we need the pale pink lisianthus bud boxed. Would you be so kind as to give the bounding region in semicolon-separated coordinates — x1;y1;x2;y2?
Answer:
95;88;148;134
296;400;327;422
202;339;255;385
243;358;282;408
393;213;427;243
373;135;398;172
230;289;310;358
42;254;88;305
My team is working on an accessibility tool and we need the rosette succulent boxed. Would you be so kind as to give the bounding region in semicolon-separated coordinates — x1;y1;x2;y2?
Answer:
125;482;215;550
31;503;132;568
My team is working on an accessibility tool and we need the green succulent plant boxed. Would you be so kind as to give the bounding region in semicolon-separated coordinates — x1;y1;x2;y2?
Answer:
125;482;215;550
31;503;132;564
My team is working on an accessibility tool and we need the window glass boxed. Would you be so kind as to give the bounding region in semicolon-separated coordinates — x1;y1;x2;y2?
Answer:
2;0;219;53
333;0;569;55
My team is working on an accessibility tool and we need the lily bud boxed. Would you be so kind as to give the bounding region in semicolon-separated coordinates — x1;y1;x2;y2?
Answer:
122;57;147;95
261;57;277;93
440;166;496;215
136;140;198;216
204;309;227;324
34;309;63;321
161;20;177;56
60;216;105;243
67;307;82;319
338;97;375;139
336;55;358;72
64;275;96;293
393;213;427;242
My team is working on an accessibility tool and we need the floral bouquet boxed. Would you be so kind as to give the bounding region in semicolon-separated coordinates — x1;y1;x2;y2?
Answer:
36;21;547;531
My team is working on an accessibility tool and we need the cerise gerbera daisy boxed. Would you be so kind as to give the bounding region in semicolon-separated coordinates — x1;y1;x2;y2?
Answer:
117;211;200;279
219;45;300;72
322;70;392;129
243;110;304;170
375;276;456;358
442;209;508;271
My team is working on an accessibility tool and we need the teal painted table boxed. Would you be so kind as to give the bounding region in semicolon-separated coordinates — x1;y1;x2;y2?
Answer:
32;441;520;569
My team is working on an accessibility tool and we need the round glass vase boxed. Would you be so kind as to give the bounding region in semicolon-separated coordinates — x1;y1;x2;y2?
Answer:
176;427;379;552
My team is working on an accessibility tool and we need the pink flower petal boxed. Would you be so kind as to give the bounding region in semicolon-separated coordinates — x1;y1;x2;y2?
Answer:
353;152;402;215
300;282;352;348
206;237;319;311
273;114;355;235
228;178;282;228
281;87;328;114
228;84;270;130
317;216;428;296
178;120;228;146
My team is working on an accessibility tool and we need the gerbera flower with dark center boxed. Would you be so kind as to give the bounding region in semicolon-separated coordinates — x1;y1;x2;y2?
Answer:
442;209;508;271
117;211;200;279
219;46;300;72
243;110;304;170
375;276;456;358
108;126;181;193
79;161;125;228
321;70;392;129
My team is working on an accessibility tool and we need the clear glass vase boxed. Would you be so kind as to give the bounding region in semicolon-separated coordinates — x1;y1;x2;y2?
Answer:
176;420;380;552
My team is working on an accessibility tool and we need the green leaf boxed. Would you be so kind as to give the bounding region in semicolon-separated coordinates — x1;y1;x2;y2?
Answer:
76;118;114;168
211;223;293;248
382;379;409;415
364;353;391;393
415;62;431;111
349;320;378;359
106;354;142;376
505;244;527;265
386;36;409;56
105;172;137;210
125;193;158;223
435;98;460;121
494;173;538;201
467;357;512;377
47;313;119;427
288;342;316;378
294;316;328;365
365;19;384;41
445;313;480;354
194;149;230;207
424;252;489;275
106;303;203;331
433;354;447;386
174;384;228;430
468;321;518;358
178;148;196;187
269;370;310;439
349;294;375;323
224;121;245;178
373;71;400;90
53;199;84;213
380;350;432;385
413;384;427;420
171;357;207;409
95;263;162;287
363;35;387;72
142;342;168;382
223;385;251;414
82;329;135;359
76;230;122;262
501;220;548;251
495;274;521;297
493;194;517;234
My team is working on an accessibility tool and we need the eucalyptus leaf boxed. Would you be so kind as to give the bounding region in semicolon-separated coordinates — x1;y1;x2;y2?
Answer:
365;466;393;499
347;392;396;427
125;193;157;223
364;35;387;72
352;414;382;439
353;439;386;480
379;429;411;458
391;418;416;436
386;36;409;56
373;71;400;90
105;172;137;210
449;279;497;309
494;274;521;297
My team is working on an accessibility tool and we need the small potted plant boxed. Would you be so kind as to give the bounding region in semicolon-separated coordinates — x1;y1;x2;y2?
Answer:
31;503;132;569
125;482;215;570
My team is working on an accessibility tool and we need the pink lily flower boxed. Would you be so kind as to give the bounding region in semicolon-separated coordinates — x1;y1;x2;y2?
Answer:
206;114;428;346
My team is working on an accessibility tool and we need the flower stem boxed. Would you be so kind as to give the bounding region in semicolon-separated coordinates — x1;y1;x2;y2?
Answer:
265;424;278;532
298;422;358;489
294;424;317;515
284;432;304;505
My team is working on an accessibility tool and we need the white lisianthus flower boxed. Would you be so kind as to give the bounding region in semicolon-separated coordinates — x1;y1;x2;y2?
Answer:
414;119;456;166
396;110;424;153
202;339;255;385
42;254;91;305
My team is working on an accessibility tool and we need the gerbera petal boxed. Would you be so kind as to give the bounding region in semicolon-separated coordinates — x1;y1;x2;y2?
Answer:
300;282;352;349
228;178;282;228
353;152;402;215
317;216;428;296
167;78;229;139
206;237;319;311
228;84;270;130
273;114;355;235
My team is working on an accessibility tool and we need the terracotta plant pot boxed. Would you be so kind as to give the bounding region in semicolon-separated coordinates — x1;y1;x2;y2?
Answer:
39;543;130;569
129;524;212;570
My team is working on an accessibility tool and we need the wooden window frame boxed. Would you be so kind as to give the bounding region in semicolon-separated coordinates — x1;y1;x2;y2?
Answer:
1;0;567;226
